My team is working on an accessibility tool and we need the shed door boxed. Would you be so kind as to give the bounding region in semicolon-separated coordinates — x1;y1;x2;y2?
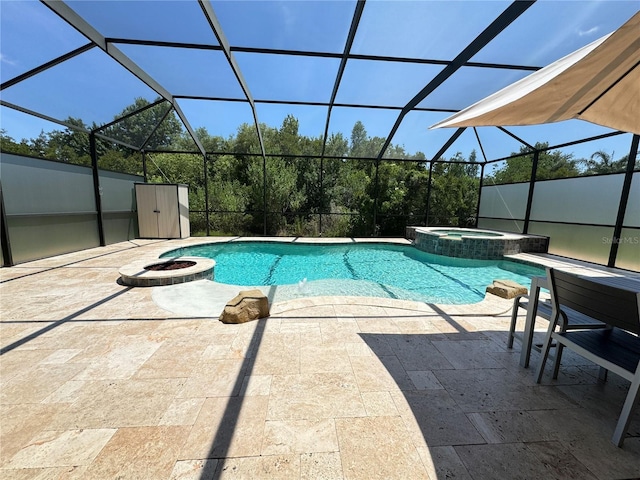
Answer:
136;185;159;238
155;185;180;238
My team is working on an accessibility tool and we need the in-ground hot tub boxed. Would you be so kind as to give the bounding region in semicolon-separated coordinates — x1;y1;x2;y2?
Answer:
410;226;548;260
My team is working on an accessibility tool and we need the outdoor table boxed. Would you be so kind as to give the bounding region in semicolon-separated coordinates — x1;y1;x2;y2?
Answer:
519;273;640;368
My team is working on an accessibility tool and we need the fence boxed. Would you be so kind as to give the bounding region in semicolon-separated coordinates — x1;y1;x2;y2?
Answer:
1;153;142;265
478;171;640;271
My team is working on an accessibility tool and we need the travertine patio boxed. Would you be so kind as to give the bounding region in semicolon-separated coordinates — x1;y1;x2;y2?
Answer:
1;238;639;479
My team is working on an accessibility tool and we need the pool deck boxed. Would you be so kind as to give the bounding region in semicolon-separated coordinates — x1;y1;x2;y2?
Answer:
1;237;639;479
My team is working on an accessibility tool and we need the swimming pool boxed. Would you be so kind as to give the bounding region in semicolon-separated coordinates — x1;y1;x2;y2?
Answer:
161;242;544;304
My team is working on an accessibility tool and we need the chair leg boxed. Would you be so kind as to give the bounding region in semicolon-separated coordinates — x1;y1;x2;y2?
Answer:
551;310;569;380
535;332;555;384
552;343;564;379
611;373;640;447
598;367;608;382
507;297;522;349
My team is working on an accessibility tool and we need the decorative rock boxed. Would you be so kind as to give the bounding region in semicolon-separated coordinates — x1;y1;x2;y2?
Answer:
486;279;528;299
219;289;270;324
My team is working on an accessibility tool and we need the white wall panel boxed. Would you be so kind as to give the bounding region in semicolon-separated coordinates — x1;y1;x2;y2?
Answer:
99;170;142;212
477;217;524;233
1;153;95;214
478;183;528;219
528;221;613;265
616;227;640;271
530;175;624;224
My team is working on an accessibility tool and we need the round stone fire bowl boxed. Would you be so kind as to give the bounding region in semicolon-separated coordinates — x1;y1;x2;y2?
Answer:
119;256;215;287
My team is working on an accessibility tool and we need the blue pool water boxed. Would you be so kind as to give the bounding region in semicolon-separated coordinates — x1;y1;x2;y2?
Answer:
162;242;544;304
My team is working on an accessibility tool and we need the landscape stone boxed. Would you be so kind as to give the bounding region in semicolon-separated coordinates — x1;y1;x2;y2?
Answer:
219;289;270;324
485;279;528;299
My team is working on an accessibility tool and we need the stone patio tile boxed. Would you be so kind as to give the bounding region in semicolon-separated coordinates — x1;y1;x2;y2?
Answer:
355;317;402;333
262;418;338;455
467;410;556;443
296;304;336;318
72;336;162;380
250;332;301;375
38;349;83;364
361;391;400;416
239;374;272;396
214;454;300;479
351;332;394;355
429;315;479;335
432;339;505;369
0;266;50;281
349;355;414;392
177;359;246;398
391;390;485;447
391;317;438;334
434;368;575;412
46;378;184;429
300;452;344;480
455;442;598;480
169;459;218;480
42;380;86;404
3;429;116;469
407;370;444;390
180;396;269;459
557;381;640;433
553;436;640;479
267;373;366;421
159;397;206;426
149;318;203;341
279;320;322;335
0;403;65;466
300;343;353;374
84;426;190;479
135;343;206;378
198;334;256;361
416;445;472;480
0;363;86;404
383;334;455;371
335;416;429;480
24;326;103;353
0;349;57;381
0;465;88;479
343;342;373;357
320;320;363;345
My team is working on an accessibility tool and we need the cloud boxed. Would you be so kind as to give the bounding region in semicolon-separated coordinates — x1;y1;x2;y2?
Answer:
0;53;17;66
578;26;599;36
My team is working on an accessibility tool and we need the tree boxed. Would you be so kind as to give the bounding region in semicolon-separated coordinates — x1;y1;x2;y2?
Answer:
582;150;627;174
0;129;34;156
350;121;368;157
44;117;93;166
487;143;580;184
426;152;480;227
101;97;183;150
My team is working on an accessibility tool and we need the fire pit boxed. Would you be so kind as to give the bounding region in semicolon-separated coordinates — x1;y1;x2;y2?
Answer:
144;260;197;271
119;257;214;287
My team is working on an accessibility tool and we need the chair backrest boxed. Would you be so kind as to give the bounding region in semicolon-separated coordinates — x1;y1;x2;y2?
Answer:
547;268;640;335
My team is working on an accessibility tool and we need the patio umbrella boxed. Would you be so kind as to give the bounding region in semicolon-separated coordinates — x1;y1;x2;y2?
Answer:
430;11;640;135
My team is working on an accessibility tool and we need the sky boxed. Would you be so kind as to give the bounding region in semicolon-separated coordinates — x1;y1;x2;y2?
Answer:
1;0;638;162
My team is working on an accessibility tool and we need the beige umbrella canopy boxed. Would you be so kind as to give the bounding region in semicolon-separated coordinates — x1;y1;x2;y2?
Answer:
431;11;640;135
